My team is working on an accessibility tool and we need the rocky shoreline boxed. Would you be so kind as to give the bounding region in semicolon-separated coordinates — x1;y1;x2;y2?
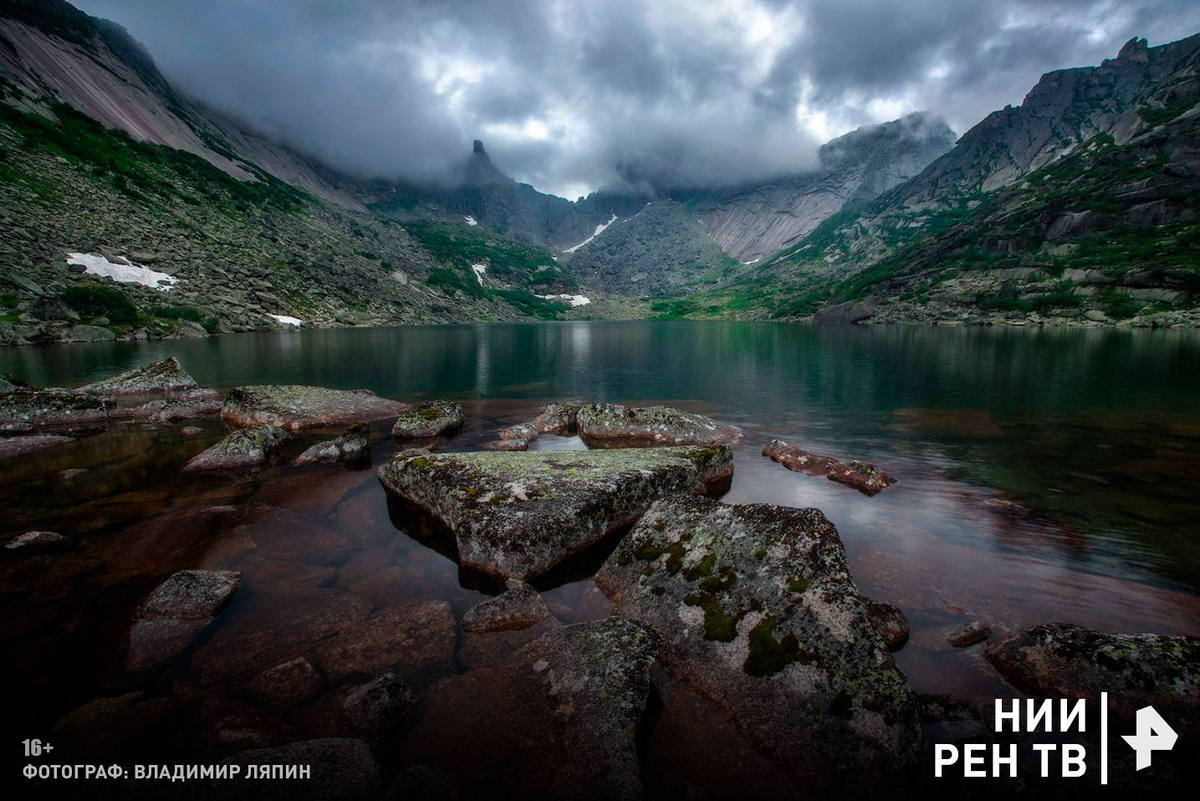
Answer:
2;361;1198;797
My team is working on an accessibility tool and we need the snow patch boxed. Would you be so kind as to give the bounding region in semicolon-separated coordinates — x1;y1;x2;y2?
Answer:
471;263;487;284
464;215;478;226
538;293;592;307
268;314;303;327
740;258;761;265
66;252;176;291
563;214;617;254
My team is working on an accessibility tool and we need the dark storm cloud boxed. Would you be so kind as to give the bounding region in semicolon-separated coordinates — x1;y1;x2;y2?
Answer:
72;0;1200;197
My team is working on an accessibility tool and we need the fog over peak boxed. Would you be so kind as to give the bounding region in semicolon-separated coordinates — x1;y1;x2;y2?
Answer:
72;0;1200;199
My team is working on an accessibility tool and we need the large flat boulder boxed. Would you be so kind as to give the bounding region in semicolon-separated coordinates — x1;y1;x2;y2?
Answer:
596;495;922;794
402;618;660;801
222;385;408;431
127;570;241;674
0;434;75;460
0;388;110;432
378;445;734;581
79;356;198;395
576;402;741;448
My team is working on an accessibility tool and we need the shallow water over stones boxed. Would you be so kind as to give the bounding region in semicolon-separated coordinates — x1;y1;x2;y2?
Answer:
2;321;1199;794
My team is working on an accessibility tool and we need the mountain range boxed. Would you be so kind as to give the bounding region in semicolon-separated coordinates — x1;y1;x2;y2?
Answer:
1;0;1197;345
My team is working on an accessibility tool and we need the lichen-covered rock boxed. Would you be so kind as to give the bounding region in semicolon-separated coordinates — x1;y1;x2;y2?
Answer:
763;439;896;496
148;396;223;424
947;621;991;648
577;402;741;448
404;618;660;801
222;385;408;431
596;495;922;794
378;445;734;581
462;579;552;633
482;438;528;451
0;434;75;460
127;570;241;674
0;389;110;432
183;424;289;472
984;623;1200;730
391;400;464;439
498;403;581;448
864;599;910;652
79;356;198;395
295;423;371;465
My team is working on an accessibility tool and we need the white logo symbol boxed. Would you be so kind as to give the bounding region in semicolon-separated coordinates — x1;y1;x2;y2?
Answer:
1121;706;1178;771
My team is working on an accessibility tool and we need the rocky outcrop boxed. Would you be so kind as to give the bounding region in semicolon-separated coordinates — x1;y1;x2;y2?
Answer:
78;356;198;394
984;623;1200;730
596;495;922;795
813;297;880;325
379;445;734;581
576;403;741;448
865;600;910;652
0;388;110;432
295;423;370;465
183;424;288;472
391;401;464;439
763;439;896;495
127;569;241;673
222;385;408;431
403;618;660;801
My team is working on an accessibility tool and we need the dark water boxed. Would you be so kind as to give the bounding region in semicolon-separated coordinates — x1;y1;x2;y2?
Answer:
2;321;1199;787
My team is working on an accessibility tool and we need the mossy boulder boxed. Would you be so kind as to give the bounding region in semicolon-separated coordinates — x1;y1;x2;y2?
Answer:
183;424;289;472
295;423;371;465
79;356;198;395
391;400;464;439
222;385;408;431
984;623;1200;733
378;445;733;581
403;618;660;800
577;402;741;448
596;495;922;794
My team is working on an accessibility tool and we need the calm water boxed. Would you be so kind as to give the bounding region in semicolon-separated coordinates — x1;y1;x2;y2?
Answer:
2;321;1199;780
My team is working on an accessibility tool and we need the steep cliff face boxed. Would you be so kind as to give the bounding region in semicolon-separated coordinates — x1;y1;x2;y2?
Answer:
897;34;1200;204
692;114;956;262
0;0;364;208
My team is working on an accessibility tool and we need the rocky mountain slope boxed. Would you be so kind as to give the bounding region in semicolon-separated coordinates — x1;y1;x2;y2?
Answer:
680;34;1200;327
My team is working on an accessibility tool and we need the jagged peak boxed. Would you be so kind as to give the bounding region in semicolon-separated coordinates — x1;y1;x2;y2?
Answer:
472;139;487;156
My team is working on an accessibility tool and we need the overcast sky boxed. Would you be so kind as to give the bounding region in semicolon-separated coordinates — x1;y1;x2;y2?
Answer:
74;0;1200;199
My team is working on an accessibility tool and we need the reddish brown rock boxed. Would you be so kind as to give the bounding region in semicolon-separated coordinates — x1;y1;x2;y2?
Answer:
240;657;325;716
0;434;75;460
865;599;911;652
313;601;455;690
183;425;289;472
947;621;991;648
763;439;897;496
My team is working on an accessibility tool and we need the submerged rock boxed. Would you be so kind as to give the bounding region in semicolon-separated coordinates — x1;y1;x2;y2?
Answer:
404;618;660;801
128;569;241;674
4;530;71;550
295;423;371;465
462;579;552;633
984;623;1200;730
79;356;198;395
0;388;110;432
391;400;465;439
378;445;734;581
341;672;415;737
947;621;991;648
596;495;922;794
864;599;910;652
222;385;408;431
0;434;75;460
763;439;896;496
183;425;289;472
241;658;324;716
577;402;741;448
